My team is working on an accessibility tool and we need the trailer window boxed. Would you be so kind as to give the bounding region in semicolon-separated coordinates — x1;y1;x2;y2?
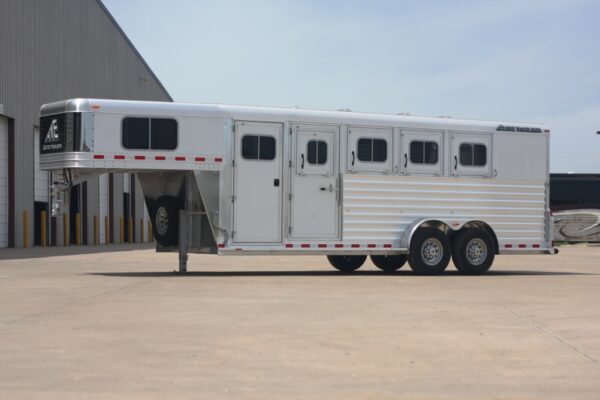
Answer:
150;118;177;150
242;135;276;160
410;141;438;164
357;138;387;162
459;143;487;166
122;118;150;149
122;117;177;150
307;140;327;165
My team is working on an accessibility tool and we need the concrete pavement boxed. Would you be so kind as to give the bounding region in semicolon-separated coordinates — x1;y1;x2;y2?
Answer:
0;244;599;399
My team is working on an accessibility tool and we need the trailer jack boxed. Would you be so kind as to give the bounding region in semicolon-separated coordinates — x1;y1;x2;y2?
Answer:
177;209;188;273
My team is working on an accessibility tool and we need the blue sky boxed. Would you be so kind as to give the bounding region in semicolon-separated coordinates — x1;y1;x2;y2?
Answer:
103;0;600;172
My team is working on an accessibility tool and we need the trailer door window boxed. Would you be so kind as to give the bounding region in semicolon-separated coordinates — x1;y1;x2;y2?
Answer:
122;117;177;150
459;143;487;166
410;141;438;164
357;138;387;162
307;140;327;165
242;135;276;160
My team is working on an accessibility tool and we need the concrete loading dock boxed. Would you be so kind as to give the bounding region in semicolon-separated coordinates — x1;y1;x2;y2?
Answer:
0;245;599;399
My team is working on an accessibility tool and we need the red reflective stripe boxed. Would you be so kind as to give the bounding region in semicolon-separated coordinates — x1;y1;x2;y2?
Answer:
383;244;392;248
518;244;527;248
114;155;125;160
155;156;166;160
134;155;145;160
285;243;293;248
335;244;344;248
214;157;223;162
351;244;360;248
175;156;186;161
367;244;376;248
93;154;104;159
217;243;225;248
318;244;327;248
195;157;206;162
532;244;540;248
301;244;310;248
543;129;550;133
504;244;513;248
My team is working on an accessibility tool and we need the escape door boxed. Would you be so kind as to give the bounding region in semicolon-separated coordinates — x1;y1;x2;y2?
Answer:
233;121;283;243
290;124;339;239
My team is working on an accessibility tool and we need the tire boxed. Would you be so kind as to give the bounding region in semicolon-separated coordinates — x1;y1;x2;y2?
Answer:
152;196;184;247
327;255;367;272
408;227;451;275
371;255;407;273
452;228;495;275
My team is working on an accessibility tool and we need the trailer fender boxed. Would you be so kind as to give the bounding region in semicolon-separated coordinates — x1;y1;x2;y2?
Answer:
400;219;500;255
399;218;453;250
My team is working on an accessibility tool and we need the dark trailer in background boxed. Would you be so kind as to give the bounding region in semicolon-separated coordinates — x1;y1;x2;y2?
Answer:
550;173;600;242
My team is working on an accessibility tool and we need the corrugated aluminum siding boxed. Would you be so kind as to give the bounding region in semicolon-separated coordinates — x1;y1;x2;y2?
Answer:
0;0;171;247
0;117;8;247
343;174;546;246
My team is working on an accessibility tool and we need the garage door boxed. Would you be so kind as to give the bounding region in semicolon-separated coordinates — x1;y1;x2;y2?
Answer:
33;127;49;202
99;174;109;244
0;117;8;248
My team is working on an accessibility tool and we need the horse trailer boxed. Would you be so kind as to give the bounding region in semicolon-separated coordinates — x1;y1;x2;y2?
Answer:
39;99;557;274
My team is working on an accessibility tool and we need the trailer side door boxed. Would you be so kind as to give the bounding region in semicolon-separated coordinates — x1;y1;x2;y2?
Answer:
233;121;283;243
290;123;340;240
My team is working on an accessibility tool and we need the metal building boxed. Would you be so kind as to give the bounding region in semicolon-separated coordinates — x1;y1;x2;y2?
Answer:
0;0;172;248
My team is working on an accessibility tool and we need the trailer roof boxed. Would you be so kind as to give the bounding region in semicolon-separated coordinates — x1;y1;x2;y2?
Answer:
41;98;546;132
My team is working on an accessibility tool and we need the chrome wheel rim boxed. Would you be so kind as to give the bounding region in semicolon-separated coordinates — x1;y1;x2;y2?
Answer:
421;238;443;266
155;207;169;235
466;238;487;266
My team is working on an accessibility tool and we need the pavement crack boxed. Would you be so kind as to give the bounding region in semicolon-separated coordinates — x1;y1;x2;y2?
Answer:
2;280;149;326
500;305;598;365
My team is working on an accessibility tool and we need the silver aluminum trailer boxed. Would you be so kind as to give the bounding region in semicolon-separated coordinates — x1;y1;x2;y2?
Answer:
39;99;557;274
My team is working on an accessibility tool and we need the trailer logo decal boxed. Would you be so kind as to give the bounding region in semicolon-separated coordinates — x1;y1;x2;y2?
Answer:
496;125;542;133
45;119;60;142
41;118;64;152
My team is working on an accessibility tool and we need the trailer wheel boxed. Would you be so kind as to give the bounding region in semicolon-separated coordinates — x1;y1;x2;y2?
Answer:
408;227;451;275
452;228;495;275
152;196;183;247
327;255;366;272
371;255;406;273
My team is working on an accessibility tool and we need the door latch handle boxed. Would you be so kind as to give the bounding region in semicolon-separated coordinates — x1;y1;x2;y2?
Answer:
274;179;280;187
454;155;458;170
320;184;336;192
404;153;408;168
351;151;355;166
300;154;305;169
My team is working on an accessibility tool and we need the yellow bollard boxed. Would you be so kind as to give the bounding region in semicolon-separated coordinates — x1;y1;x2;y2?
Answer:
93;215;99;245
128;217;133;244
75;213;81;246
140;218;144;243
23;210;29;248
40;210;47;247
119;217;124;244
63;213;69;247
104;216;110;245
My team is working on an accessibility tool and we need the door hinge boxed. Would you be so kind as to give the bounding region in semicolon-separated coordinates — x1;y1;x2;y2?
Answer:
289;193;293;201
289;126;293;135
232;124;236;133
288;160;292;168
288;226;292;234
231;195;236;203
231;230;235;239
232;159;236;167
